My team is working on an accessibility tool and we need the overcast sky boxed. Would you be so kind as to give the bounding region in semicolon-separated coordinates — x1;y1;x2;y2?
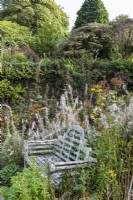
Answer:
55;0;133;29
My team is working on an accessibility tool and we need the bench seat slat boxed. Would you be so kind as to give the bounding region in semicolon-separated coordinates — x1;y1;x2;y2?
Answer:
28;143;54;146
29;150;53;154
28;139;56;143
28;145;53;150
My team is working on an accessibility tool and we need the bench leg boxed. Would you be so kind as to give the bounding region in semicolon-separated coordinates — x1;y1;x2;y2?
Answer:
24;160;27;168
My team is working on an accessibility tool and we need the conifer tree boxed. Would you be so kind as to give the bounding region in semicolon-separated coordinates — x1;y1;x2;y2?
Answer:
74;0;109;29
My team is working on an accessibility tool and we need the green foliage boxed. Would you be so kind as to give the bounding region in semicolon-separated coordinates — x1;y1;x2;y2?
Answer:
1;132;24;165
0;163;22;185
1;58;37;80
30;21;67;57
58;16;133;59
47;58;133;93
111;17;133;58
0;0;69;33
88;125;133;199
40;58;73;91
93;59;133;80
59;168;90;200
74;0;109;29
112;14;131;25
0;79;27;103
57;23;115;59
0;167;55;200
87;89;133;199
12;52;28;62
1;55;133;104
0;20;31;47
0;1;69;56
40;58;94;98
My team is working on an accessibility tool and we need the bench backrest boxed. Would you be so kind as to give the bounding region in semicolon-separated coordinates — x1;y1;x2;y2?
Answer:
25;140;55;155
24;125;90;163
53;125;87;162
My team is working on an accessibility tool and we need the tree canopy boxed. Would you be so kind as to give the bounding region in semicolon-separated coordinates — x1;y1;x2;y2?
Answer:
0;20;31;47
111;15;133;57
57;23;115;59
0;0;69;33
30;21;67;57
0;0;69;57
74;0;109;29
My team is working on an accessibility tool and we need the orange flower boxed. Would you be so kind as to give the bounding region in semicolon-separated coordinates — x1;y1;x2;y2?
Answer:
90;113;95;117
33;104;41;113
81;122;86;127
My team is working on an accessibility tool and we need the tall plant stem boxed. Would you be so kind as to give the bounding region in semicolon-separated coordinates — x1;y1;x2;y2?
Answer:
127;173;133;200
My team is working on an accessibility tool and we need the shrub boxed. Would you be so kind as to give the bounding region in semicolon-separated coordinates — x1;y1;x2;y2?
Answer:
0;163;22;185
0;79;27;103
87;122;133;200
0;166;56;200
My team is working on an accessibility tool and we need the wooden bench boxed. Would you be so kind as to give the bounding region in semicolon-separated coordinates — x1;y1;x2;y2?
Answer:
24;125;95;184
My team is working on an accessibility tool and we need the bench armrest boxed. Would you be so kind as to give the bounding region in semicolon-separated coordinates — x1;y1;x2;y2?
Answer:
51;157;96;172
55;159;93;166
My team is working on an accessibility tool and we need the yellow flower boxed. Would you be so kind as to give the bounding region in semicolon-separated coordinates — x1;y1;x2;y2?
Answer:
90;88;95;92
98;89;103;93
108;170;117;177
129;57;133;62
33;103;39;109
